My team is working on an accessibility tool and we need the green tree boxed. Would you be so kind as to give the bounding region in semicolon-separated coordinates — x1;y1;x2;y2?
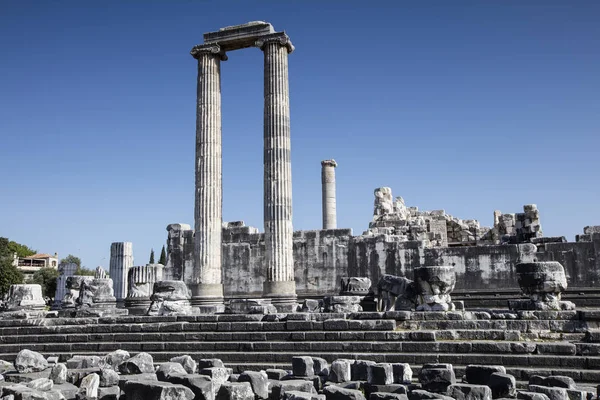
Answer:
149;248;155;264
0;237;25;298
7;241;36;258
31;267;59;299
0;259;24;299
158;245;167;265
60;254;94;276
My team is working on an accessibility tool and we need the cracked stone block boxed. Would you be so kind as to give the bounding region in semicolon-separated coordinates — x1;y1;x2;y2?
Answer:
216;382;255;400
328;360;353;383
323;385;366;400
50;364;67;385
464;365;506;385
118;352;154;374
14;350;48;374
418;364;456;394
488;373;516;399
170;355;197;374
122;380;194;400
391;364;412;385
238;370;268;399
292;357;314;377
166;373;214;400
351;360;375;381
447;383;492;400
369;364;393;385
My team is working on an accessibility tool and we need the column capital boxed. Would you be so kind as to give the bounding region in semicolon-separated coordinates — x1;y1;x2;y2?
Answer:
321;159;337;168
190;43;228;61
255;32;294;54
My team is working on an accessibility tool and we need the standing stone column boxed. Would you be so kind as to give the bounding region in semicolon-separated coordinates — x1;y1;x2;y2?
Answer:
256;33;297;310
321;159;338;229
190;44;227;311
109;242;133;306
52;262;78;309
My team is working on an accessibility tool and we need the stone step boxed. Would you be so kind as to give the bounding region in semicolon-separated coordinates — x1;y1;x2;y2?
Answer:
1;339;598;356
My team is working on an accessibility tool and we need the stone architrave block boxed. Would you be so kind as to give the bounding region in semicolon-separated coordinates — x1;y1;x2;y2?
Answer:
292;357;314;377
238;370;268;399
447;383;492;400
328;360;353;383
323;385;367;400
464;365;506;385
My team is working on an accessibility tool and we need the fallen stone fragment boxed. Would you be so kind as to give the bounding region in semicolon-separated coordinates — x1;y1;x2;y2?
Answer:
363;384;407;399
1;383;65;400
54;382;79;399
312;358;329;377
369;364;393;385
391;364;412;385
50;363;68;385
529;385;568;400
14;349;48;373
351;360;375;382
67;356;102;369
77;373;100;400
447;383;492;400
156;363;188;381
328;360;353;383
323;385;366;400
122;380;194;400
418;364;456;394
99;368;119;387
103;350;130;371
464;365;506;385
216;382;254;400
98;385;120;400
267;369;290;380
292;357;314;377
369;393;408;400
516;391;551;400
238;370;268;399
200;367;230;393
165;373;214;400
198;359;225;369
270;380;317;400
26;377;54;391
284;390;326;400
67;368;101;386
170;355;197;374
118;352;154;374
542;376;576;390
487;373;516;399
407;389;454;400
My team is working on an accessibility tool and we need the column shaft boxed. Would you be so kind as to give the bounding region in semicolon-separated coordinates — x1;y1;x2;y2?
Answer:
260;36;296;301
321;160;338;229
191;45;225;305
109;242;133;304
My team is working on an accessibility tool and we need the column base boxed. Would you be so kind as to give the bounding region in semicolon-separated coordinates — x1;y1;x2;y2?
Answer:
124;297;151;315
191;283;225;313
263;281;298;313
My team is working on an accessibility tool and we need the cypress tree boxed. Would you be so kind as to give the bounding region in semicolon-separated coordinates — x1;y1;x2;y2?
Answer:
149;249;155;264
158;245;167;265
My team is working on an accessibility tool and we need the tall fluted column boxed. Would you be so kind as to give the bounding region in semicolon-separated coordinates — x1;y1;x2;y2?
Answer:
109;242;133;307
321;159;338;229
190;44;227;311
256;33;297;310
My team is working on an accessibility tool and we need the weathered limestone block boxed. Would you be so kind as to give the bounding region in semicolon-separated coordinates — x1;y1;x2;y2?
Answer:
514;262;575;311
165;223;194;282
284;391;326;400
323;385;366;400
77;268;117;308
147;280;193;316
217;382;254;400
226;299;277;314
199;367;230;394
50;363;67;384
197;359;224;369
2;284;46;311
0;383;65;400
312;358;329;377
487;373;516;399
408;389;454;400
447;384;492;400
266;369;289;380
368;364;393;385
103;350;130;371
351;360;375;381
77;373;100;400
125;263;164;314
323;296;362;313
118;352;154;374
418;364;456;393
369;393;408;400
27;377;53;391
374;188;394;218
464;365;506;385
391;364;412;385
122;380;194;400
328;360;353;383
414;266;456;312
62;276;93;309
170;355;197;374
340;277;371;295
14;350;48;373
156;363;187;381
292;357;314;377
165;374;214;400
376;275;416;312
528;385;568;400
238;371;268;399
98;368;119;387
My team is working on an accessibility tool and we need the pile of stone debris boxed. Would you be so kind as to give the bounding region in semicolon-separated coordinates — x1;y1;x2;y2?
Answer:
0;349;597;400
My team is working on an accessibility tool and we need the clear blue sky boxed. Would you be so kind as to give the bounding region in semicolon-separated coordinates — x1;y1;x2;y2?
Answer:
1;1;598;268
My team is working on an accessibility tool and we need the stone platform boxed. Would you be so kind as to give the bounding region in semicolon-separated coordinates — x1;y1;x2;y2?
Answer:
0;310;599;385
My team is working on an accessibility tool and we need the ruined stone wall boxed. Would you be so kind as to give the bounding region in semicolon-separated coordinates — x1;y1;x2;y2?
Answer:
164;222;600;298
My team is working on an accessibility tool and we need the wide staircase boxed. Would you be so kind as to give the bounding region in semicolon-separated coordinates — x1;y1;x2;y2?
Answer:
1;309;599;384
